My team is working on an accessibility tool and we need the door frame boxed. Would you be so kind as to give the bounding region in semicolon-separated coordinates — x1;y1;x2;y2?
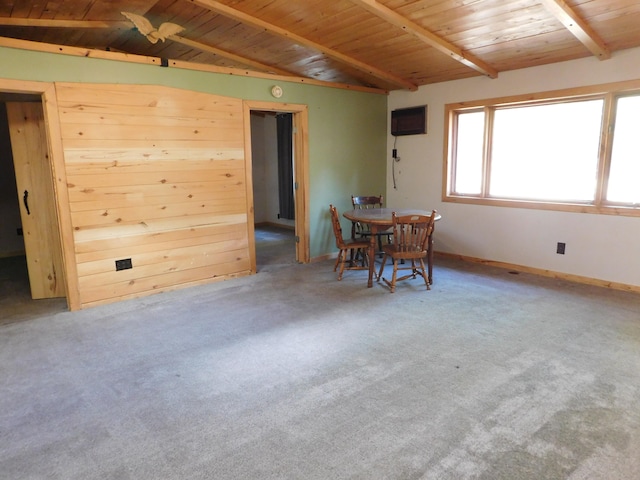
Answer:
243;100;310;271
6;101;66;299
0;78;75;309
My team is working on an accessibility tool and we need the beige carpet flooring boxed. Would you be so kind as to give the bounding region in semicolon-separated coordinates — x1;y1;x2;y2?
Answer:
1;227;639;479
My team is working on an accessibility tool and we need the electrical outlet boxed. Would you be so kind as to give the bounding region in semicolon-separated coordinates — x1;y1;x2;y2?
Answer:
556;242;566;255
115;258;133;271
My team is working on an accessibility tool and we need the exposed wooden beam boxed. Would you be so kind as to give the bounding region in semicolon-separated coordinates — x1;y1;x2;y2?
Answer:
0;18;130;29
169;35;296;77
349;0;498;79
0;17;297;78
188;0;417;91
539;0;611;60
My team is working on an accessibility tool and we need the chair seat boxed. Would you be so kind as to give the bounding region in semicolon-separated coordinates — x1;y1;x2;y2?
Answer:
345;239;371;250
381;244;427;258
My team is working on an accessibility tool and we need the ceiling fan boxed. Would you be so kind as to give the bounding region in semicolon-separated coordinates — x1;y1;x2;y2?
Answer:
121;12;185;44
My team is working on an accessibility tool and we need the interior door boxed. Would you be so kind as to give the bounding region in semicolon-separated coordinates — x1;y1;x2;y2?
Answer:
6;101;65;299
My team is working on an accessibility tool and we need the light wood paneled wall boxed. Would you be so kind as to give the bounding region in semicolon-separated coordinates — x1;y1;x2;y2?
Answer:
55;82;251;308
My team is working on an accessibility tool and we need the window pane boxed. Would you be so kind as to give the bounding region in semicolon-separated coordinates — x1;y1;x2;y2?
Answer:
490;100;603;202
608;95;640;204
453;111;484;195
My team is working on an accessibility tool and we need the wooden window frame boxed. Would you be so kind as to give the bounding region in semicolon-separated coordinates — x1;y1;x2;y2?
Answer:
443;79;640;217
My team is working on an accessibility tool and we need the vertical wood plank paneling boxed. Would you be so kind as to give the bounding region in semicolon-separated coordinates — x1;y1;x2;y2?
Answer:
55;82;251;308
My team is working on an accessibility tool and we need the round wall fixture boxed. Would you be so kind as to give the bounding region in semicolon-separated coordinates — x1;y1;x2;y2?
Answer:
271;85;283;98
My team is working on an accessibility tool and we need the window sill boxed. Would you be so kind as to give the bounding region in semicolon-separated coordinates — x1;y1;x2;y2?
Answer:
443;195;640;218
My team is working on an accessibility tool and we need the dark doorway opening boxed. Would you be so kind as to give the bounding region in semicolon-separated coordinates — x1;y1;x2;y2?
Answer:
250;110;296;268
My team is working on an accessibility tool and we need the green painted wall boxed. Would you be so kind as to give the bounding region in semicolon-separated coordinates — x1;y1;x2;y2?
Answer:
0;46;387;260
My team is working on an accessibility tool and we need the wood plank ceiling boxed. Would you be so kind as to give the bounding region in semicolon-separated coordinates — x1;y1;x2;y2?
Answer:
1;0;639;92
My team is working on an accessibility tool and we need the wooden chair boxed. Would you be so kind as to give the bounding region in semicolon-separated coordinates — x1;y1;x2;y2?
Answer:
377;210;437;293
351;195;391;254
329;204;370;280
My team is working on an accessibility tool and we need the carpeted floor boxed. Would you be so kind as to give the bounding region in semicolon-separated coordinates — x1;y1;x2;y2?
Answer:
255;224;297;268
0;254;67;326
1;232;639;479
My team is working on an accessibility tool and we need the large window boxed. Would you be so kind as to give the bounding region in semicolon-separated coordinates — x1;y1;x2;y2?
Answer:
446;81;640;215
607;95;640;204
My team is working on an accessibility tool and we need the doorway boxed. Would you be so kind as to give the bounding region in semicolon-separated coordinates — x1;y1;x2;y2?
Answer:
0;93;66;310
244;100;310;271
250;110;296;267
0;101;31;314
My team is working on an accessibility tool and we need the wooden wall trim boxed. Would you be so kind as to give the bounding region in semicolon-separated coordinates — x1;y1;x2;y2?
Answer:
45;83;79;309
0;78;51;95
243;103;257;274
295;106;310;263
437;252;640;295
0;36;388;96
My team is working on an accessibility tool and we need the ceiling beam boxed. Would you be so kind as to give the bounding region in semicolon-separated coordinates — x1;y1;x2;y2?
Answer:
349;0;498;79
539;0;610;60
0;17;296;78
188;0;417;91
169;35;296;76
0;18;130;29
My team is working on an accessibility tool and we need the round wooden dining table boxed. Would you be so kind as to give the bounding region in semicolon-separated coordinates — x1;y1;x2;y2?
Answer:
343;208;441;287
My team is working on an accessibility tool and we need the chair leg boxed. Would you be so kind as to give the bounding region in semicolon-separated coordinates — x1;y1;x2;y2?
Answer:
410;260;417;278
359;248;369;267
377;253;388;282
361;248;369;266
389;259;398;293
379;255;432;292
337;249;346;280
334;250;341;272
419;258;430;290
348;247;365;267
349;244;360;264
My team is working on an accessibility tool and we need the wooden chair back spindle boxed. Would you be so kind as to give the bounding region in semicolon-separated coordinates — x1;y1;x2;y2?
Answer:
350;194;390;253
